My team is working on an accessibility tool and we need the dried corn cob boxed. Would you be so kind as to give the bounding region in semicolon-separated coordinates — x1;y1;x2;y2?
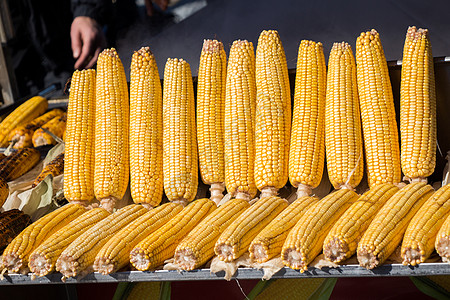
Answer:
356;29;401;188
32;114;67;147
357;182;433;269
289;40;326;197
1;204;86;273
215;196;288;262
0;209;31;253
224;40;257;201
9;108;65;149
32;153;64;187
56;204;146;280
130;198;216;271
0;96;48;147
174;198;250;270
400;27;436;183
249;196;318;263
94;48;129;212
94;202;183;275
323;184;399;263
0;148;40;181
402;184;450;265
0;176;8;207
197;40;227;204
254;30;291;198
64;69;96;203
282;189;358;272
436;213;450;262
325;42;363;190
163;58;198;203
29;207;110;277
129;47;163;208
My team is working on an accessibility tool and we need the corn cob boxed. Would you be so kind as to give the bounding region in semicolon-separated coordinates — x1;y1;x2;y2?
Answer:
56;204;146;279
32;153;64;187
174;198;250;270
163;58;198;204
64;69;96;203
130;47;164;208
401;184;450;265
0;148;40;181
323;184;399;263
254;30;291;198
0;176;8;207
289;40;326;197
130;198;216;271
224;40;257;201
355;29;401;188
1;204;86;273
197;40;227;204
249;196;318;263
325;42;363;190
400;27;436;183
9;108;65;149
126;282;161;300
357;182;433;269
0;96;48;147
94;48;129;212
94;202;183;275
32;114;67;147
215;196;288;262
28;207;110;277
0;209;31;253
436;213;450;262
282;189;358;272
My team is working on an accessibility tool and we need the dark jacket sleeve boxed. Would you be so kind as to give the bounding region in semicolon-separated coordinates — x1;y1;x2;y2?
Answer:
71;0;111;25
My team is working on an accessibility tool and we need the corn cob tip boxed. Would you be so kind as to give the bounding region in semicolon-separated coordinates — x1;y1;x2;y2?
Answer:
174;248;197;271
249;243;268;263
282;248;308;272
323;237;349;263
235;192;252;202
93;257;114;275
332;41;351;50
140;203;155;211
401;245;423;266
130;248;151;271
202;39;224;53
215;244;235;262
210;183;225;204
100;48;119;58
28;253;52;277
296;184;313;199
405;177;428;184
357;246;378;269
436;236;450;262
100;197;118;213
406;26;429;40
56;254;78;278
2;253;22;273
260;187;278;199
135;46;153;56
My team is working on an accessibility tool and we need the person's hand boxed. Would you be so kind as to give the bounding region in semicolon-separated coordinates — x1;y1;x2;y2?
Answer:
70;16;106;69
145;0;170;16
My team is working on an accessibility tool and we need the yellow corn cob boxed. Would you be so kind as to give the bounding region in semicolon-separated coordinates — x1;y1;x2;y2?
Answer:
64;69;96;203
94;48;130;212
325;42;364;190
357;182;434;269
197;39;227;203
254;30;291;198
0;148;40;181
0;96;48;147
224;40;257;201
163;58;198;203
126;282;161;300
32;152;64;187
323;184;399;263
1;204;86;273
402;184;450;265
9;108;65;149
289;40;327;197
56;204;146;280
94;202;183;275
28;207;110;277
254;278;325;300
130;47;163;208
436;214;450;262
400;27;436;182
282;189;358;272
356;29;401;188
249;196;318;263
174;198;250;270
130;198;216;271
32;114;67;147
215;196;288;262
0;209;31;253
0;176;9;207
